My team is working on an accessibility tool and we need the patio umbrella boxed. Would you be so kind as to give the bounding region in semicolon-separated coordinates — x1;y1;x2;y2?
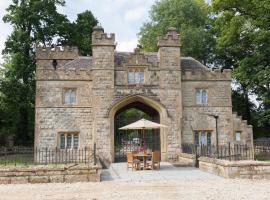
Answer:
119;118;167;130
119;119;167;150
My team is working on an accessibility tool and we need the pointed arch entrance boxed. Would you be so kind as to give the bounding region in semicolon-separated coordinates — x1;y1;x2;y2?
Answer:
108;95;169;162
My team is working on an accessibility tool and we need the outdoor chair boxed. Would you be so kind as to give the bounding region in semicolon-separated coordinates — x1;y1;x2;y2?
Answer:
146;151;161;170
127;151;140;170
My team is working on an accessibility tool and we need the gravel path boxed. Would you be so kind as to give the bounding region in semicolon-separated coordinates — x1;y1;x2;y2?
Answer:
0;163;269;200
0;179;269;200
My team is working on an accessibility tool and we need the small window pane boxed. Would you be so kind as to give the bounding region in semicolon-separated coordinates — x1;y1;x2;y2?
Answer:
135;72;140;83
67;134;72;149
236;132;241;142
73;135;79;149
128;71;135;83
60;134;65;149
70;90;76;103
201;132;207;146
139;71;144;83
202;90;208;104
207;132;211;145
194;132;199;146
64;91;70;104
196;90;202;104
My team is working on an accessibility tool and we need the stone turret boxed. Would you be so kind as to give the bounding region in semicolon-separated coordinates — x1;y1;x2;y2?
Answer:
91;26;116;165
91;25;115;70
158;27;181;48
158;27;181;71
157;27;182;160
92;26;115;47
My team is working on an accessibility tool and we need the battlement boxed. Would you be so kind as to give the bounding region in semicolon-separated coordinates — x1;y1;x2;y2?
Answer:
36;68;92;81
123;48;154;67
158;27;180;47
182;68;232;80
36;46;79;60
92;25;115;46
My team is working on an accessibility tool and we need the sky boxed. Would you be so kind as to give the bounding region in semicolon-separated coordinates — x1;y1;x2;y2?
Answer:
0;0;156;63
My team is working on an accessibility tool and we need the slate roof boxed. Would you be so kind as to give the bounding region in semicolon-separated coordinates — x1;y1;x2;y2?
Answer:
63;52;208;71
64;57;92;69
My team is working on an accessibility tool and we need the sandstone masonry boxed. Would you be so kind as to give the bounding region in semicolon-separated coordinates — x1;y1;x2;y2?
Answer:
35;26;253;166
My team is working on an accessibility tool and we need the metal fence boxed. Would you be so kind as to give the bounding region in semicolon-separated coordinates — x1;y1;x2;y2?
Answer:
254;140;270;153
253;140;270;161
182;143;253;161
0;146;96;166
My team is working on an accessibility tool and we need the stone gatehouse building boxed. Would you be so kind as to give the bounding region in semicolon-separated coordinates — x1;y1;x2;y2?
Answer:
35;26;253;165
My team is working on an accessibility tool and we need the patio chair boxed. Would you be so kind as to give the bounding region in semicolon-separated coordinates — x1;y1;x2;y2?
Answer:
127;152;140;170
146;151;161;170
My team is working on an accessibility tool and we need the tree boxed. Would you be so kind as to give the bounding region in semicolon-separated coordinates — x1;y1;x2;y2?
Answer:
0;0;70;145
0;1;99;145
59;10;98;56
212;0;270;129
138;0;214;65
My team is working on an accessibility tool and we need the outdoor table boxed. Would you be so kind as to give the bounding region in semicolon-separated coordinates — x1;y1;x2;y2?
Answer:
133;153;152;170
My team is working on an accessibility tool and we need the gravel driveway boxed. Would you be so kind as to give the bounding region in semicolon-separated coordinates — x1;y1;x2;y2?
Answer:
0;179;269;200
0;163;269;200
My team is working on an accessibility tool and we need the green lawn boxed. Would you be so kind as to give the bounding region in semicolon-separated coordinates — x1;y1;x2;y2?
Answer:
255;153;270;161
0;154;34;166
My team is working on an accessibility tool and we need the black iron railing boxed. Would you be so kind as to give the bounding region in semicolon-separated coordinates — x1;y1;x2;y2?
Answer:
0;145;97;166
253;140;270;161
254;140;270;153
181;143;253;161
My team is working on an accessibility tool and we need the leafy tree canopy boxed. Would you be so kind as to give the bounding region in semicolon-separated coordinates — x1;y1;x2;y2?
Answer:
59;10;98;56
138;0;214;65
0;0;98;145
213;0;270;127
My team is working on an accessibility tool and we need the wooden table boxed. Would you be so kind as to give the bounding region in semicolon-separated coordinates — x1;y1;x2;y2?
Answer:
133;153;152;170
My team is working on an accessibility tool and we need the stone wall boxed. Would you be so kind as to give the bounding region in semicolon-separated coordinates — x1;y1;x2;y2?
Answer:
35;81;94;149
0;164;101;184
199;157;270;179
232;113;253;145
176;152;196;167
34;26;254;166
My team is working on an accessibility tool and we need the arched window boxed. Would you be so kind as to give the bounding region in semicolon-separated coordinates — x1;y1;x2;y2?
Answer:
196;89;208;105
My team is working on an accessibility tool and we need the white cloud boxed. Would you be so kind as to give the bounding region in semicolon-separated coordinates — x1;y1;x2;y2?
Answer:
0;0;12;63
124;6;147;22
117;38;138;52
0;0;155;64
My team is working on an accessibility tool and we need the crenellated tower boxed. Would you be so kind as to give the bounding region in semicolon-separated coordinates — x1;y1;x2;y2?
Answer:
157;27;182;159
91;25;115;86
91;26;116;165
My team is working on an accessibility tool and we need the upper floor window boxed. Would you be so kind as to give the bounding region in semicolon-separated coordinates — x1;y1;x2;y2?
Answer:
235;131;241;142
128;70;144;84
63;88;76;104
196;89;208;105
60;133;79;149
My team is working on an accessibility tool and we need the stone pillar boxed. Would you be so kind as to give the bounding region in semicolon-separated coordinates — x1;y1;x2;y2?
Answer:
91;26;115;166
157;27;182;161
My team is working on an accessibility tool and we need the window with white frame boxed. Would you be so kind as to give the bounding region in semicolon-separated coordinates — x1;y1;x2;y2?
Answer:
63;88;76;104
60;133;79;149
235;131;241;142
196;89;208;105
128;69;144;84
194;131;212;146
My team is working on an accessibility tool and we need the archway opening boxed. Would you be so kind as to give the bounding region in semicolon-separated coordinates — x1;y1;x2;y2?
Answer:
114;101;160;162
